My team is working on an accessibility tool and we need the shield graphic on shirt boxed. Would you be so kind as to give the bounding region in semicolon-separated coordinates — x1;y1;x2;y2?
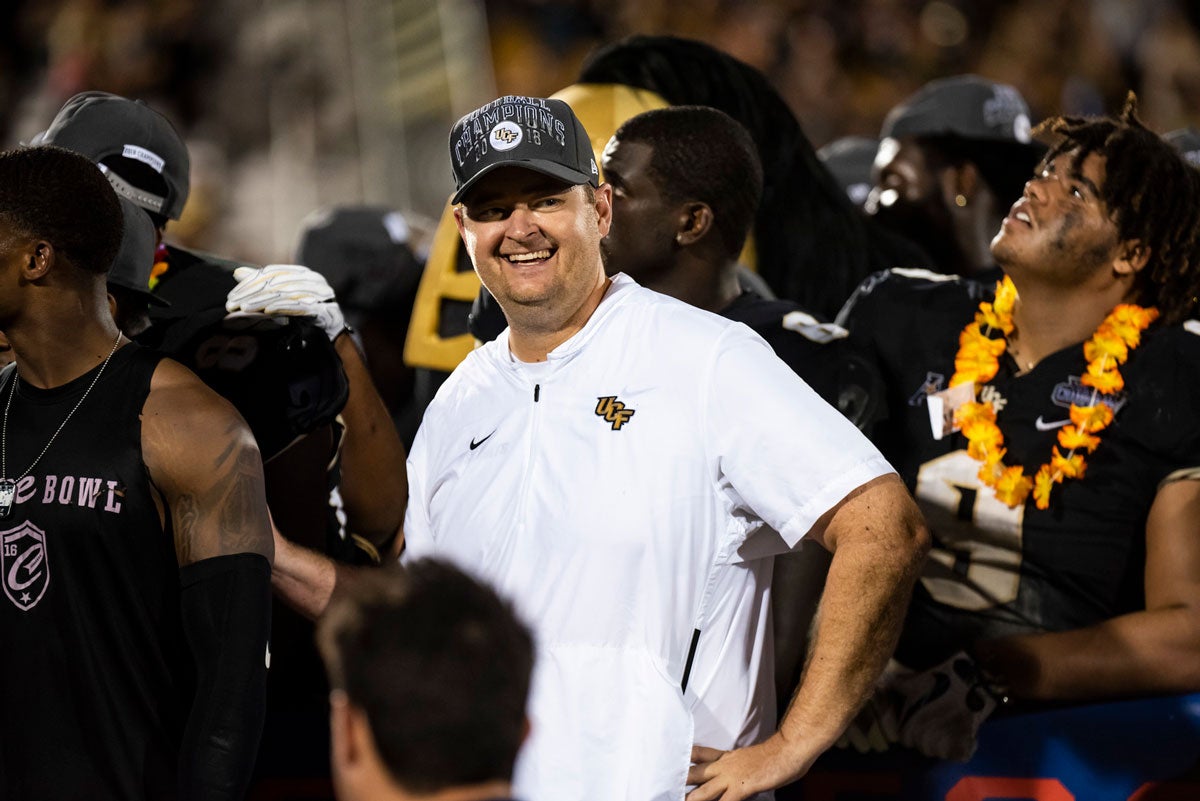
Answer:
2;521;49;611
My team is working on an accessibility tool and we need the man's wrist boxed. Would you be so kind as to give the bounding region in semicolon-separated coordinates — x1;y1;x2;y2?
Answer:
774;720;834;768
978;665;1012;708
972;638;1028;703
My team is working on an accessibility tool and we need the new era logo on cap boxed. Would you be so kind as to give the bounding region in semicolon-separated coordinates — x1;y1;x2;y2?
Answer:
122;144;166;173
449;96;599;204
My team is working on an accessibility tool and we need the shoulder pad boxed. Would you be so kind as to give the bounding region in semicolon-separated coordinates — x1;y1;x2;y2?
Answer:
890;267;959;282
781;311;849;343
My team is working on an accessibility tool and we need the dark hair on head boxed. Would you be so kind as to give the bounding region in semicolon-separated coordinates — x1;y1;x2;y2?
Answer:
0;146;123;275
615;105;763;259
317;559;534;793
580;34;914;318
1035;94;1200;326
916;135;1042;210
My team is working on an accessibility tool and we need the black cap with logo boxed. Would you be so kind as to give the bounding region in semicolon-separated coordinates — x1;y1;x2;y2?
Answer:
882;75;1034;147
449;96;599;204
817;136;880;208
37;91;190;221
295;206;422;317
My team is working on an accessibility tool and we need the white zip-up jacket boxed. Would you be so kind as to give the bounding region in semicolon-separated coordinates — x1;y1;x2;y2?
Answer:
404;274;894;801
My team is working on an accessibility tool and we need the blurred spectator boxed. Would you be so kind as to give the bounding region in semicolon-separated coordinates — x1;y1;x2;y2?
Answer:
1164;127;1200;166
818;135;880;209
295;206;425;448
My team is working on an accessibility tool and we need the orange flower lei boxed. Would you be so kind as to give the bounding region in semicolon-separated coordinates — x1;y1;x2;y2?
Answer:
950;277;1158;509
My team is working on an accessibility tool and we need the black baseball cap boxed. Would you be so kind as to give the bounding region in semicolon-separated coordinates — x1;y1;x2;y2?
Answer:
38;91;190;220
295;206;423;314
882;75;1034;146
817;136;880;208
109;197;170;306
449;96;600;204
1164;128;1200;167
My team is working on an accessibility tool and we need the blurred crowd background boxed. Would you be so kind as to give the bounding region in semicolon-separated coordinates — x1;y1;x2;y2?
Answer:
2;0;1197;267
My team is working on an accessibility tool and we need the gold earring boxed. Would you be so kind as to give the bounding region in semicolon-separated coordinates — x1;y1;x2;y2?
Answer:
955;194;968;208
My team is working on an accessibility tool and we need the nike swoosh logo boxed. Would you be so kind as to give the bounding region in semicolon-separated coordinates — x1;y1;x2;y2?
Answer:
469;432;495;450
1035;416;1070;431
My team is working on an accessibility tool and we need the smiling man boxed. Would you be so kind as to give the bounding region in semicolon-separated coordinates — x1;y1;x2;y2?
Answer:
837;97;1200;760
400;95;929;801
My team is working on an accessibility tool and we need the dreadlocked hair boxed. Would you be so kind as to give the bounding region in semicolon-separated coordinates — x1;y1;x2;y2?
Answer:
1035;93;1200;326
579;35;926;319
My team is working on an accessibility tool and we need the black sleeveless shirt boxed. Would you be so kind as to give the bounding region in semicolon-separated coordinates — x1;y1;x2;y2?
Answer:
0;344;188;800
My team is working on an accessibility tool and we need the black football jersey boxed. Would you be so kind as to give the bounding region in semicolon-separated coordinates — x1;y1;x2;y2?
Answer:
839;269;1200;669
0;345;188;800
721;291;884;429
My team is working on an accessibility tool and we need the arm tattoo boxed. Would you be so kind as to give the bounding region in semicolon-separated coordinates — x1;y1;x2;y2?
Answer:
216;445;270;554
173;494;199;564
174;421;271;563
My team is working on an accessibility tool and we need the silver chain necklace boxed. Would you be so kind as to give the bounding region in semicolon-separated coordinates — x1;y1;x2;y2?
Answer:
0;330;123;519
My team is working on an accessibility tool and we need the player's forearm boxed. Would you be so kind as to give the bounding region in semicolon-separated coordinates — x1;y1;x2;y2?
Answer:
778;484;929;762
975;605;1200;701
271;525;345;620
333;333;408;546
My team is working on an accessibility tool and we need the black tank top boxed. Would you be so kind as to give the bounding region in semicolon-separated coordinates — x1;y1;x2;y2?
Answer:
0;344;188;801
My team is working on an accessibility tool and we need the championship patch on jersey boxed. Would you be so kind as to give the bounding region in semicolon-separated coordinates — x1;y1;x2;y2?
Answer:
2;521;49;611
1051;375;1128;415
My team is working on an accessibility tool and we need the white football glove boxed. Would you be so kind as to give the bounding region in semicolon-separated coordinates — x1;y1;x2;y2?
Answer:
225;264;347;341
837;652;1001;762
887;651;1000;762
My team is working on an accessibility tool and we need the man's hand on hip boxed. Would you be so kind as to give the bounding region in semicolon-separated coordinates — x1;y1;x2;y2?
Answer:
686;735;815;801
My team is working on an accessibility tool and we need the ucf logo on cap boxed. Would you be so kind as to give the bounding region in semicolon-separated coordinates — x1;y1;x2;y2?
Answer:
449;96;600;205
491;121;523;150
